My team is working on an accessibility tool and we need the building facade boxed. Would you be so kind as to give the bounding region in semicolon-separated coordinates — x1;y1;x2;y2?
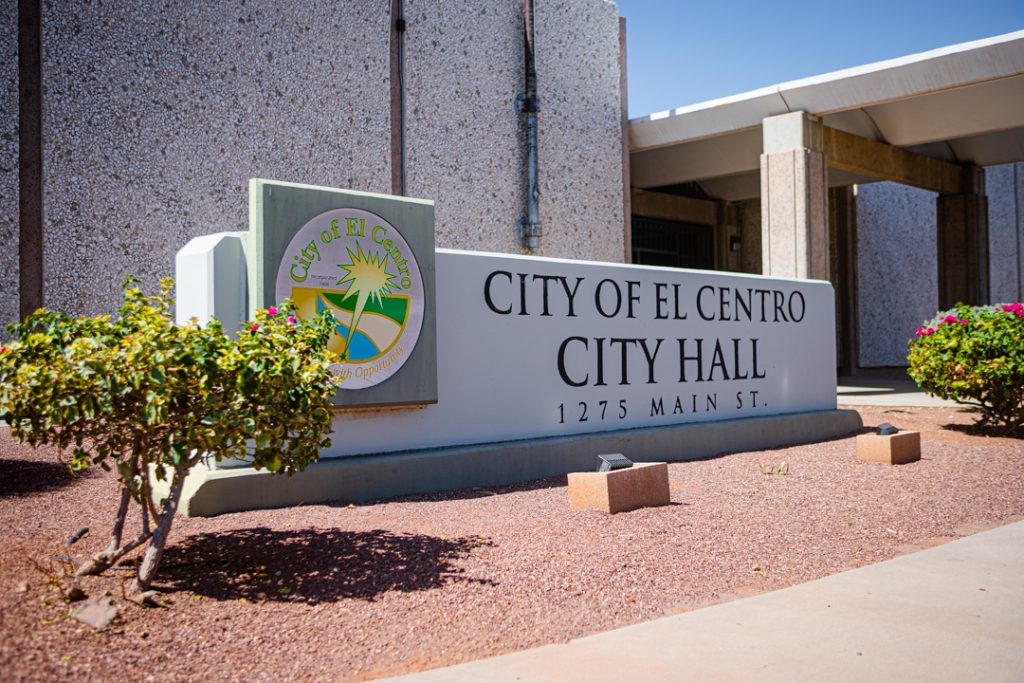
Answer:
1;0;627;323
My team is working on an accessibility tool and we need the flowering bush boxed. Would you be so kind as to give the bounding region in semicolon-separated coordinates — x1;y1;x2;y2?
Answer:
0;278;337;588
907;302;1024;434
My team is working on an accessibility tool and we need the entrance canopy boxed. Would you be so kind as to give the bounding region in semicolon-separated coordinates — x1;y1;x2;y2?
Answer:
630;30;1024;201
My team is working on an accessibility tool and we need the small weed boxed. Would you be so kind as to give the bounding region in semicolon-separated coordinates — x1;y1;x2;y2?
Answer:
758;462;789;476
29;556;80;602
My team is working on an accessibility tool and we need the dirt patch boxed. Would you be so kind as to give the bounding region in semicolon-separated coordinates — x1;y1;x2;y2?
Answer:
2;405;1022;682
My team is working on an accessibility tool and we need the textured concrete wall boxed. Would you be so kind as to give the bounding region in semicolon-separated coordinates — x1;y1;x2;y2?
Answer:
534;0;624;263
0;4;17;326
856;182;937;367
42;1;391;316
986;162;1024;303
6;0;623;318
405;0;624;262
404;0;525;253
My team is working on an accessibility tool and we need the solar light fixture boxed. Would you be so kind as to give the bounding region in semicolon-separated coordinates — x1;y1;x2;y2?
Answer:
876;422;899;436
597;453;633;473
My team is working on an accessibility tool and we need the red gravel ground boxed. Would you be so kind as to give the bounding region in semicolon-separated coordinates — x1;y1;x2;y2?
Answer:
1;406;1022;682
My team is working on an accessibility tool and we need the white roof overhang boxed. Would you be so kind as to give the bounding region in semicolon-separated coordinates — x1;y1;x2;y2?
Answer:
630;30;1024;201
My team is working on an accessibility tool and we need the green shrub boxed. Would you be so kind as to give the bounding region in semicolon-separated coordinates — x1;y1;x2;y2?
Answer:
907;301;1024;434
0;278;337;589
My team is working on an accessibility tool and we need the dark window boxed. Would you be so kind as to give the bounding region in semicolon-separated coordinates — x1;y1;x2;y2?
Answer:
631;216;714;269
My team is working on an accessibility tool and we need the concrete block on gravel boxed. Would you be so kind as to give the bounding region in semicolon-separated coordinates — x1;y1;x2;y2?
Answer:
568;463;670;513
856;432;921;464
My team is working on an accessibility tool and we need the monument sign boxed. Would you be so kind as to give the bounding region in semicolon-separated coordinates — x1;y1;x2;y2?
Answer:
172;180;856;514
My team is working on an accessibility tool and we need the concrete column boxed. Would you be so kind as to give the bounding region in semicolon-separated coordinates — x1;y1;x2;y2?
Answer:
715;202;742;273
738;199;762;275
619;16;632;263
760;111;830;280
937;168;989;308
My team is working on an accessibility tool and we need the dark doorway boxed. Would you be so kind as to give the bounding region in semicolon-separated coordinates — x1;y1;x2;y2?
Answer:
631;216;714;269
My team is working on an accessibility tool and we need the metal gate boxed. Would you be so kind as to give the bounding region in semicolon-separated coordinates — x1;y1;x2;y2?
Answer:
631;216;714;269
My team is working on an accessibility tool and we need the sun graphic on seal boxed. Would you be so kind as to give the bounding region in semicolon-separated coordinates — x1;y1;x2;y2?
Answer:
335;242;398;361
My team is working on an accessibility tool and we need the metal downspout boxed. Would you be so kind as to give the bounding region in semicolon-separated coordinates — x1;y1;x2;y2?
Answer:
518;0;541;250
391;0;407;196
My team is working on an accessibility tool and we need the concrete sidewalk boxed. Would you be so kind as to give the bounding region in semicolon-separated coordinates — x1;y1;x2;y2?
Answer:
380;520;1024;682
837;368;958;408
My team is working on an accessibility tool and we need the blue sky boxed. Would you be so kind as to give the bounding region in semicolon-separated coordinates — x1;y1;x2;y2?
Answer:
615;0;1024;118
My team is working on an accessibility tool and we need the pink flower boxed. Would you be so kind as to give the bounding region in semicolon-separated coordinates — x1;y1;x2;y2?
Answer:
0;345;6;353
915;326;926;337
287;315;297;324
927;327;935;335
942;315;958;324
1002;302;1023;313
267;306;279;316
960;319;968;325
248;324;259;332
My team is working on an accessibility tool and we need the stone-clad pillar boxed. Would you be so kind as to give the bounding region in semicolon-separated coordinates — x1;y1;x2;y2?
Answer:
937;167;989;308
760;111;830;281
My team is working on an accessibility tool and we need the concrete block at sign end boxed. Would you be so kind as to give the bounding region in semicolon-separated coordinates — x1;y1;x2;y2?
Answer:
568;462;671;514
855;432;921;465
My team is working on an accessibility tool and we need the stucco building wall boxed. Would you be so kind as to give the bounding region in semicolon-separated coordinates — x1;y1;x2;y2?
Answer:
856;182;938;367
1;0;625;320
986;162;1024;304
855;169;1024;367
41;1;392;316
0;2;17;326
404;0;526;253
405;0;624;260
534;0;624;263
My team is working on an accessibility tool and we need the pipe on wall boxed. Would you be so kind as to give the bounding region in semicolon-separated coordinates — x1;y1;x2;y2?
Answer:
390;0;407;196
518;0;541;250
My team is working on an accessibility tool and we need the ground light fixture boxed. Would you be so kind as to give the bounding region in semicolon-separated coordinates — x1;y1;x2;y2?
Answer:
597;453;633;473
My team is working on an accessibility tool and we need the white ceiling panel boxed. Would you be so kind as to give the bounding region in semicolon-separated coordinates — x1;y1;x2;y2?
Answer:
864;75;1024;146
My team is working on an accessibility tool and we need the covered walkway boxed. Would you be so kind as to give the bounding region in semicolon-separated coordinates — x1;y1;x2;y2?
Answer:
628;31;1024;373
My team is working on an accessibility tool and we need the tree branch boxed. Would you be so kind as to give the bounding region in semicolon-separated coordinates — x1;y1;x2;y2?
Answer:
76;527;154;576
135;460;189;589
105;486;132;554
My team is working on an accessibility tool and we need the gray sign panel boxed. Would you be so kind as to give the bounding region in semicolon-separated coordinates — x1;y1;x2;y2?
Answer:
248;179;437;408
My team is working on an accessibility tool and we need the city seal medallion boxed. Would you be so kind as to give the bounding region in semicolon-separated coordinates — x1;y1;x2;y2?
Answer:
275;207;425;390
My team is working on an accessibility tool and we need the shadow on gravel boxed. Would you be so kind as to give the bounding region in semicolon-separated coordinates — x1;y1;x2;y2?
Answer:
941;423;1023;439
158;526;496;603
387;475;567;503
0;458;79;497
